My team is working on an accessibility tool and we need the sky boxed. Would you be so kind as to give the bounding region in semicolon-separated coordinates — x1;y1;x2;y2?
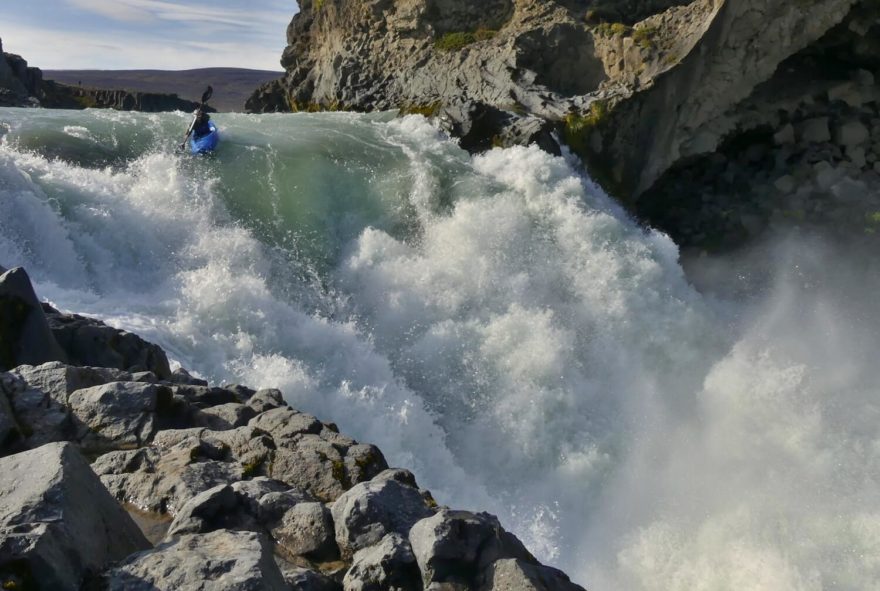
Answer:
0;0;295;70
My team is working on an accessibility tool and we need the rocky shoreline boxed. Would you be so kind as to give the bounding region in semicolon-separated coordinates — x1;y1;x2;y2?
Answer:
0;263;584;590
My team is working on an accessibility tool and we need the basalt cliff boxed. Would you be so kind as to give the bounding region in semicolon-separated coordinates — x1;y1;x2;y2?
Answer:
248;0;880;250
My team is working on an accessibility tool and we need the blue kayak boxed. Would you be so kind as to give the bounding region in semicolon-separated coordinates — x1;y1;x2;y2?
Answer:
189;121;219;154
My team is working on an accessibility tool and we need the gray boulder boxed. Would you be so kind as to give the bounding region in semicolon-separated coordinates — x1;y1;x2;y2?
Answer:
332;469;435;558
193;402;256;430
478;559;586;591
94;436;244;515
68;381;173;452
270;500;337;562
2;369;71;448
172;384;239;408
170;366;208;386
0;267;67;371
105;530;288;590
167;479;338;562
343;533;421;591
409;510;535;589
0;384;21;451
246;388;286;413
284;567;343;591
0;442;149;590
42;305;171;379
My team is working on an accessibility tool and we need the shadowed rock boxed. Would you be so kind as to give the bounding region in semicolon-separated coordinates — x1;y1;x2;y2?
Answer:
0;442;149;590
0;267;67;371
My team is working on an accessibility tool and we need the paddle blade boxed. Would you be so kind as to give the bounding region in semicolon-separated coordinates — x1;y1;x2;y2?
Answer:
201;86;213;104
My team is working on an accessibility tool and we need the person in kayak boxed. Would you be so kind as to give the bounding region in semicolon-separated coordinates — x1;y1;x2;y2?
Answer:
179;86;214;151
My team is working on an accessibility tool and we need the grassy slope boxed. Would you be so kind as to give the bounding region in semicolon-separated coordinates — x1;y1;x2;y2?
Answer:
43;68;283;112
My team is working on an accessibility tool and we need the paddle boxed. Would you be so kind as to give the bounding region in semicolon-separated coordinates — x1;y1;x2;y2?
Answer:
180;86;214;151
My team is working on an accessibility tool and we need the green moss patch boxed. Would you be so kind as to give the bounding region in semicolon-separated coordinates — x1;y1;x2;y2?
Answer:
435;29;497;52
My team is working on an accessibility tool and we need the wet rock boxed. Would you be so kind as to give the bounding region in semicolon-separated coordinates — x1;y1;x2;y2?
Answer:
343;533;421;591
0;267;67;371
478;559;586;591
0;443;148;590
172;384;238;408
43;307;171;379
409;509;535;589
773;124;795;145
773;175;795;194
332;469;435;558
68;381;173;452
105;530;288;590
222;383;256;402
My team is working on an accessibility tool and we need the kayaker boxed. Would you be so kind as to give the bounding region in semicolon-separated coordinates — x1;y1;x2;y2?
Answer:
179;86;214;151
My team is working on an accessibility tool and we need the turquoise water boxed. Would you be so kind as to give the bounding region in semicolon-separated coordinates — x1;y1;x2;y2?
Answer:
2;107;879;590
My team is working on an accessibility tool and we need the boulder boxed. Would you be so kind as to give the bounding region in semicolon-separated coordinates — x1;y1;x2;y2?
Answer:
478;559;586;591
104;530;288;590
170;367;208;386
246;388;286;413
836;120;870;148
2;370;72;448
0;385;21;451
799;117;832;143
284;567;344;591
343;533;421;591
172;384;239;408
409;510;535;589
68;381;173;452
332;469;435;558
0;267;67;371
94;438;244;515
270;500;338;562
43;307;171;379
0;443;149;590
193;402;256;430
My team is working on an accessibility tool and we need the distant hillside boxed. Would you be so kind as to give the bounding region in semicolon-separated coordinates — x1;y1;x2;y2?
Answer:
43;68;283;112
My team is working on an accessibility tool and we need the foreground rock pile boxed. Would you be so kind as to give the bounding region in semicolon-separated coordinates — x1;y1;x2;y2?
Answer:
0;265;585;590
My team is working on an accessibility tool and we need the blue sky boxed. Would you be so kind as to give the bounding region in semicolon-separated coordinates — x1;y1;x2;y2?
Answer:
1;0;295;70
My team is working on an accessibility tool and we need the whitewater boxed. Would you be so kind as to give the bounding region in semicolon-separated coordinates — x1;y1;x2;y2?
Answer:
1;107;879;590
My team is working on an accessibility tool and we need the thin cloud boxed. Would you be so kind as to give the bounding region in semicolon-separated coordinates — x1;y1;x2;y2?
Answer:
65;0;288;29
2;23;284;70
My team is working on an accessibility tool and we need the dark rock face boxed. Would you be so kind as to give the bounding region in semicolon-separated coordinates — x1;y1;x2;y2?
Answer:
42;304;172;379
0;267;68;371
0;267;585;590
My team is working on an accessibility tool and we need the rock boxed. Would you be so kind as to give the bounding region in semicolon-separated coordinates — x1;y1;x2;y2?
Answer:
343;533;421;591
165;483;239;537
847;146;867;168
2;369;72;448
0;384;21;451
284;567;343;591
409;509;535;589
773;175;796;193
478;559;586;591
332;469;435;558
836;120;870;148
222;383;256;402
0;267;67;371
13;362;130;402
773;124;795;145
170;366;208;386
249;406;323;439
68;381;173;452
799;117;832;143
854;69;875;87
193;402;256;430
43;307;171;378
94;438;244;515
172;384;239;408
271;500;338;562
247;388;286;413
875;161;880;175
0;443;148;590
104;530;288;590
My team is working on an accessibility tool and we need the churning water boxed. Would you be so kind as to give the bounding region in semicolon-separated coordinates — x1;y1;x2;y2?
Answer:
1;107;879;590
